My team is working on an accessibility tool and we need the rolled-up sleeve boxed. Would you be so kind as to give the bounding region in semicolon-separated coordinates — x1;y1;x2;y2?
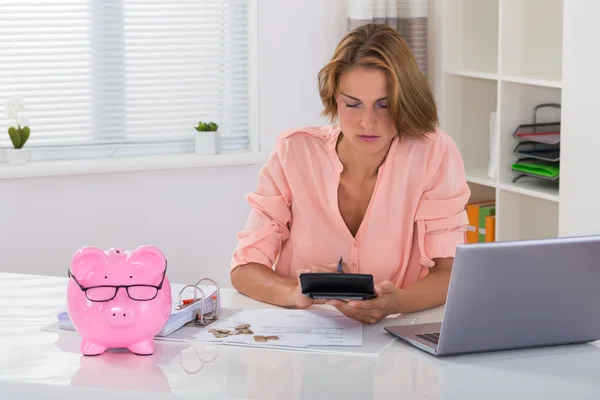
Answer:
230;146;292;272
415;133;471;268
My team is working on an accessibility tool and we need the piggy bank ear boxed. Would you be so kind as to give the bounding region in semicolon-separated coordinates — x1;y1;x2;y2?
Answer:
71;246;108;277
128;245;167;275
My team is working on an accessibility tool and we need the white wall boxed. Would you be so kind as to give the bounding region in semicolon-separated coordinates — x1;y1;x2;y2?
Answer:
428;0;442;98
0;0;348;287
558;1;600;237
258;0;348;152
0;0;445;288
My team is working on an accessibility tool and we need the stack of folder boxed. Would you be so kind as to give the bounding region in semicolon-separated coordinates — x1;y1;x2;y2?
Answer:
466;200;496;244
57;284;219;337
511;104;560;184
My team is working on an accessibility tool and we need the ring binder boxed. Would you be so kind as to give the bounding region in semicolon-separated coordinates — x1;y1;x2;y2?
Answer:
196;277;220;321
175;284;207;326
176;277;221;328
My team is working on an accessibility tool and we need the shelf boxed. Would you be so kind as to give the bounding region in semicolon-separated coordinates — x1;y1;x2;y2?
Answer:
496;189;559;241
498;181;559;203
441;75;497;174
445;69;499;81
501;73;562;88
443;0;499;73
465;168;496;188
500;0;563;78
467;183;496;204
0;151;267;180
441;0;565;243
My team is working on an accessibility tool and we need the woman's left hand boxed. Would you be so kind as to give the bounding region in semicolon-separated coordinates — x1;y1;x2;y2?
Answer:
326;281;401;323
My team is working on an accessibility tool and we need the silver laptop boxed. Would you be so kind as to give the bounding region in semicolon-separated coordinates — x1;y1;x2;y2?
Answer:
385;234;600;356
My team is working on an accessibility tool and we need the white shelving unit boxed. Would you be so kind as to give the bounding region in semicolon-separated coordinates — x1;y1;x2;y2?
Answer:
438;0;565;242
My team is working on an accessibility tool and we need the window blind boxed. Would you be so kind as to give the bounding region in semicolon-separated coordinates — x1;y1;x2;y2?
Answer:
0;0;251;158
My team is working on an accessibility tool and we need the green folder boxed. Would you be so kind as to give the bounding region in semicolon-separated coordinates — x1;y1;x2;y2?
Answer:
478;204;496;243
511;162;559;178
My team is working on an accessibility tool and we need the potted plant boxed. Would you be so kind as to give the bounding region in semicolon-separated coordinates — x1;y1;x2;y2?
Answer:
193;121;218;155
5;97;30;165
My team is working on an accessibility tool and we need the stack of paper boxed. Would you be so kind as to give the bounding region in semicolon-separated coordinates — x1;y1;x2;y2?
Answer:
57;283;218;337
186;308;419;356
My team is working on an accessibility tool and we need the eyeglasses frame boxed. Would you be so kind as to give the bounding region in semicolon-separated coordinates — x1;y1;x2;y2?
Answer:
67;261;168;302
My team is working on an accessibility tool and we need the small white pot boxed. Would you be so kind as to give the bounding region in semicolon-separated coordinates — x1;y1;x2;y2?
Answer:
6;148;29;165
194;131;218;155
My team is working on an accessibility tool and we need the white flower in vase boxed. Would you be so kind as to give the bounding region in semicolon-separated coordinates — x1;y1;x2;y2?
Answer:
5;96;25;114
5;95;31;165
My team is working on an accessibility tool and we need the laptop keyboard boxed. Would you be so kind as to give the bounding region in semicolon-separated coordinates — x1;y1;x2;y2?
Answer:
416;332;440;345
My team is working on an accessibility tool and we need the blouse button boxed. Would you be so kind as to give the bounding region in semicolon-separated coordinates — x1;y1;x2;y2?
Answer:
321;133;327;138
352;263;357;268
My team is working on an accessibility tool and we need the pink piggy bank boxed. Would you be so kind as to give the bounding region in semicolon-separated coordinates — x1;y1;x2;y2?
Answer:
67;245;172;356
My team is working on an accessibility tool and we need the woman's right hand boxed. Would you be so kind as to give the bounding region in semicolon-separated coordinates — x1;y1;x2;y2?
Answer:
291;269;319;308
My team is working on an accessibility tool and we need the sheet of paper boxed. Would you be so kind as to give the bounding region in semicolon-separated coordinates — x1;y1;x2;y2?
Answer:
188;308;363;348
223;316;420;356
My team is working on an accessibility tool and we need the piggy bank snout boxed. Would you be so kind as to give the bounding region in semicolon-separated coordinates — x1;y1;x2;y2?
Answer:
107;306;136;327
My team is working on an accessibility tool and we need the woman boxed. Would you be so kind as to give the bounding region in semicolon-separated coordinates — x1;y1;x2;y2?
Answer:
229;23;471;323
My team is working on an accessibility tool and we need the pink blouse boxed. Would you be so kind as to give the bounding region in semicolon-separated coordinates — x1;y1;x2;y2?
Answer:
230;124;471;288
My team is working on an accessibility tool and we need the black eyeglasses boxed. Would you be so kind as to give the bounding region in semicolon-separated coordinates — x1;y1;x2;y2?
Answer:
67;262;167;302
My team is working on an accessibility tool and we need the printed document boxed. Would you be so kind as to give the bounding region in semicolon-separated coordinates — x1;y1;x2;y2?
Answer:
189;308;362;348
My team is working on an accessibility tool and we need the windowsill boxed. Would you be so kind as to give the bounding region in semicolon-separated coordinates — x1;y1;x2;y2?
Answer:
0;151;267;180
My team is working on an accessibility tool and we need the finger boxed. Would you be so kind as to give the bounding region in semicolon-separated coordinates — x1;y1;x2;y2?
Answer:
296;268;312;289
374;281;396;295
346;282;395;309
310;262;349;273
347;296;387;310
326;299;345;307
309;266;329;273
328;300;368;319
328;300;382;323
293;269;313;307
338;307;380;324
296;268;311;278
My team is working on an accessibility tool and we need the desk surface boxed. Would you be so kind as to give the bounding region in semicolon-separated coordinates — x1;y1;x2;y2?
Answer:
1;272;600;400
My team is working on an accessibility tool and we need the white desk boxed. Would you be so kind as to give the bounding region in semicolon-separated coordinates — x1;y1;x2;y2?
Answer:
1;272;600;399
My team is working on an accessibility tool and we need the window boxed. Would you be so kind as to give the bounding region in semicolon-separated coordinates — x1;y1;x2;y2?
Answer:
0;0;255;161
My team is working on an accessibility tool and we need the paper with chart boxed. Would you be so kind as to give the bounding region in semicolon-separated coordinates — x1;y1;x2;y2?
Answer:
188;308;362;348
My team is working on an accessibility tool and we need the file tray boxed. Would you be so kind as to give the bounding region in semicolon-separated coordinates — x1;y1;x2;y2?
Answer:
512;158;559;183
512;103;561;145
512;121;560;145
513;141;560;162
511;103;561;184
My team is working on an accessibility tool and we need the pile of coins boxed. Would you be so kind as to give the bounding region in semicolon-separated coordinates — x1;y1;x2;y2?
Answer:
252;335;280;343
208;323;279;342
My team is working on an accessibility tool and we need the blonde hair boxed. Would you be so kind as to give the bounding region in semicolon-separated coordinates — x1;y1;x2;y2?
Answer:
317;23;437;137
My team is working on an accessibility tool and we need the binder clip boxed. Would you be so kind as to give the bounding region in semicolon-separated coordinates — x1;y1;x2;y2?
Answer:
175;277;221;328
